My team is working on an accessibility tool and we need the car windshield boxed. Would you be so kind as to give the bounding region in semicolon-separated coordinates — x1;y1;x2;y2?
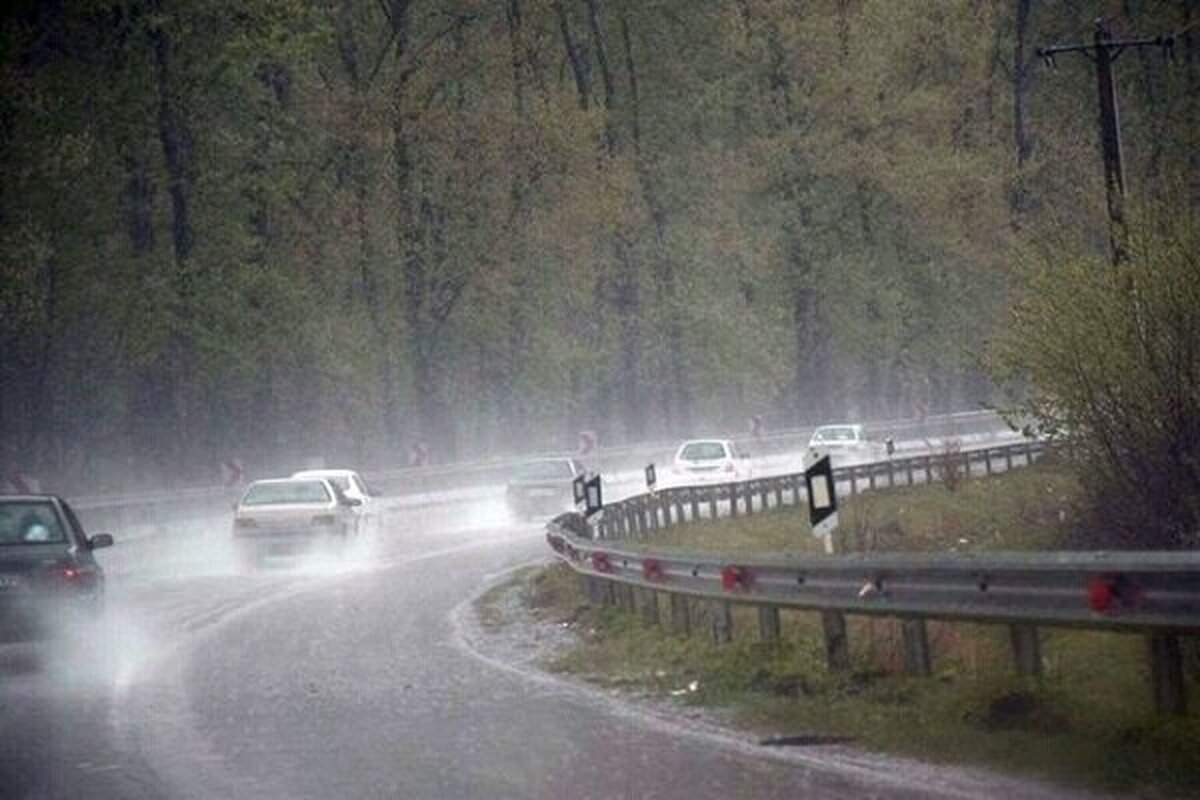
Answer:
241;481;331;506
815;427;858;442
0;502;67;545
680;442;728;461
513;461;573;480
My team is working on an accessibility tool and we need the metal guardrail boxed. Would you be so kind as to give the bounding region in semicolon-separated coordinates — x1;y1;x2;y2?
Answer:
547;519;1198;715
42;409;1012;510
594;440;1047;541
545;438;1199;716
13;410;1017;540
547;524;1200;634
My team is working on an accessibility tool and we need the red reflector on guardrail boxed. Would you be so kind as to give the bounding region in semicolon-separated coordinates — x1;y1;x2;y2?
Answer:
592;552;613;574
721;566;750;591
1087;574;1140;612
642;559;664;581
1087;577;1114;611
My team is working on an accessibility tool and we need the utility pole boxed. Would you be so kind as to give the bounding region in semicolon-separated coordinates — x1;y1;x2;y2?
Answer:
1037;20;1175;266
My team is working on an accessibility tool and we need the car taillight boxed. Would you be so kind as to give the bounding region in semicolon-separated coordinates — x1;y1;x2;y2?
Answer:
234;518;257;529
58;565;95;588
311;515;336;526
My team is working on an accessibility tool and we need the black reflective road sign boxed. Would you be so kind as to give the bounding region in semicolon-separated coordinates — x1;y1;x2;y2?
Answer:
584;475;603;517
804;455;839;538
645;463;657;491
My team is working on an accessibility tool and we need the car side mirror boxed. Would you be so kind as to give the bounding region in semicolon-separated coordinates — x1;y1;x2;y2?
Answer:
89;533;114;550
343;497;363;507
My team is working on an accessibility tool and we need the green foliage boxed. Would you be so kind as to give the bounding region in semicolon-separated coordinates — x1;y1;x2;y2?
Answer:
0;1;1195;489
991;210;1200;548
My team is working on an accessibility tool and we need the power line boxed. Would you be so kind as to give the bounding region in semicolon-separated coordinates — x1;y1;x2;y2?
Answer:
1037;19;1176;266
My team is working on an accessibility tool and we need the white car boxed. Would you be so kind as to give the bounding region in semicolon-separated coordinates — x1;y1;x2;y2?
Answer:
233;478;361;566
806;424;883;466
671;439;753;485
291;469;377;534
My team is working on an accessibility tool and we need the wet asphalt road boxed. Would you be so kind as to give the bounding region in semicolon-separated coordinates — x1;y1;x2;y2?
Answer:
1;504;1081;800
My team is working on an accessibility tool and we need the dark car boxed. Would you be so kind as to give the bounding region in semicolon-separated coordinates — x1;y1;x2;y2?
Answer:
505;459;587;521
0;495;113;641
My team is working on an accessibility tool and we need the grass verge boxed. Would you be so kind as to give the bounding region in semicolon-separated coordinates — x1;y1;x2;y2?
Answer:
640;460;1084;556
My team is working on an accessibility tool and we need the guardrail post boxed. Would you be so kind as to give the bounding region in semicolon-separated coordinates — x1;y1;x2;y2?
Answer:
962;450;972;477
584;576;614;606
690;489;701;521
905;460;914;486
923;455;934;483
888;461;896;487
602;579;616;606
616;583;636;611
757;606;781;642
791;474;803;505
729;485;739;518
639;588;659;626
1149;634;1187;716
868;467;876;491
669;594;690;636
711;601;734;645
902;618;933;677
1009;624;1042;678
759;483;770;512
1004;447;1014;472
983;449;993;476
708;489;718;520
774;479;784;509
849;470;858;495
821;611;849;671
1023;441;1034;466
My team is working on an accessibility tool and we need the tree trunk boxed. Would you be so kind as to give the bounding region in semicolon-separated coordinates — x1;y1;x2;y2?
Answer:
619;8;690;434
554;0;591;110
503;0;532;443
149;0;195;466
1010;0;1033;222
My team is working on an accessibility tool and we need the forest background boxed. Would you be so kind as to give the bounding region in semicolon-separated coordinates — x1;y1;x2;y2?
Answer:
1;0;1195;489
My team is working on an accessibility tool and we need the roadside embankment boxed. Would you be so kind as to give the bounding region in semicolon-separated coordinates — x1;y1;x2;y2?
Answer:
478;463;1200;797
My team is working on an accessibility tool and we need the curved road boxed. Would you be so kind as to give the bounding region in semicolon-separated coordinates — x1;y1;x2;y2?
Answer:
2;503;1083;799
